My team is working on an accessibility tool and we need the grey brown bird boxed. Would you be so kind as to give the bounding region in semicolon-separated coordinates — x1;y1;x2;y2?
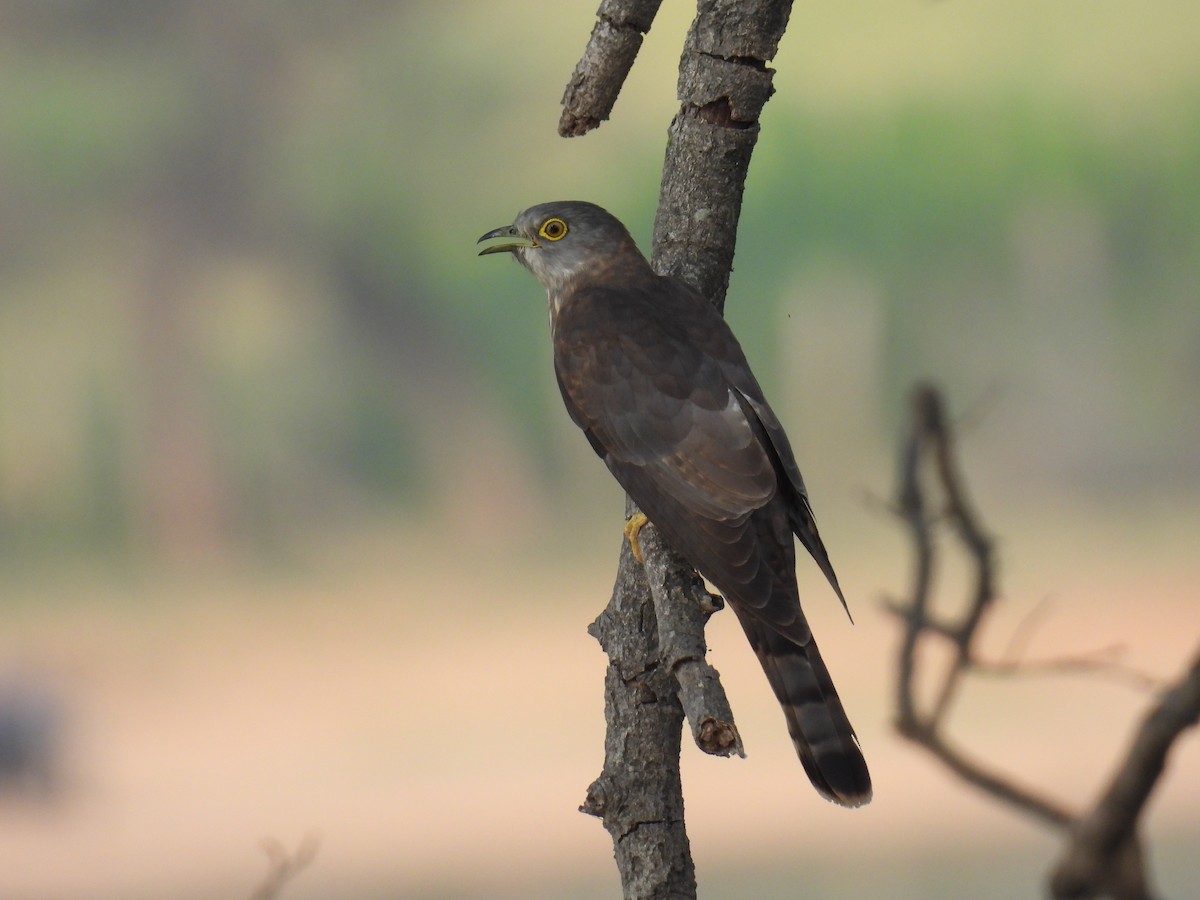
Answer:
478;201;871;807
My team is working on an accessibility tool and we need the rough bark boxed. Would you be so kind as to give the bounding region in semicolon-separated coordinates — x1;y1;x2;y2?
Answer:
580;531;698;900
560;0;665;137
652;0;789;311
564;2;795;898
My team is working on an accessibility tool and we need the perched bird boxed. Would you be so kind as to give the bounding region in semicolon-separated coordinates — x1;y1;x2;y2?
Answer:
478;201;870;807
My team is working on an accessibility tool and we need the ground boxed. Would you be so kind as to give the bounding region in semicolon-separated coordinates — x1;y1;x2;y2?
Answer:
0;505;1196;899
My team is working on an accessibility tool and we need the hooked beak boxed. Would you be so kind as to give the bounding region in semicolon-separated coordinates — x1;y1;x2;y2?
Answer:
477;225;537;256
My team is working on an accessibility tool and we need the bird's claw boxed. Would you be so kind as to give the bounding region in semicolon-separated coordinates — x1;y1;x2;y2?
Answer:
624;513;649;564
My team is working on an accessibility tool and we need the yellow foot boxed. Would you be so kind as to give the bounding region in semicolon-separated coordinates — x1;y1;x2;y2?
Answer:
624;512;650;564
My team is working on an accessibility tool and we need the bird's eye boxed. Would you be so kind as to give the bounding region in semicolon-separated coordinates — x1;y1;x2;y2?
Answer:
538;218;568;241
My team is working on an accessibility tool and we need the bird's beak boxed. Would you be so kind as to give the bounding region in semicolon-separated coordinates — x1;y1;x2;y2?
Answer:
477;225;537;256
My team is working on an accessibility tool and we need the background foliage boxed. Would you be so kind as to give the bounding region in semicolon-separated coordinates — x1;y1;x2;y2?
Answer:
1;2;1196;565
0;4;1197;898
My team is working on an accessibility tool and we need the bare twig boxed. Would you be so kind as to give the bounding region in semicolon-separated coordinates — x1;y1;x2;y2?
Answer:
887;589;1161;691
977;648;1163;693
889;383;1197;899
991;599;1161;690
247;834;320;900
999;593;1058;662
894;713;1074;830
894;386;991;731
953;381;1009;440
890;380;1083;831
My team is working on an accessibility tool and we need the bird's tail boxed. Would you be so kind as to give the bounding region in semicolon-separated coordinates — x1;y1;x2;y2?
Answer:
737;613;872;807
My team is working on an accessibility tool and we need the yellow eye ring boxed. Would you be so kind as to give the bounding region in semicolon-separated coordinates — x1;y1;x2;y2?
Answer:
538;218;568;241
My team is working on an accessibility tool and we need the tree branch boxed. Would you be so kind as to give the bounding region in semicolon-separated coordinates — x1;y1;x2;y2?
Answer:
888;382;1198;899
632;499;744;759
247;834;319;900
890;383;1089;824
1050;648;1200;900
580;540;697;899
559;0;665;137
564;3;795;897
651;0;786;311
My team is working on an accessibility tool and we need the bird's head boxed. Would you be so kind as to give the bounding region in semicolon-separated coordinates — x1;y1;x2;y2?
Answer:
477;201;645;296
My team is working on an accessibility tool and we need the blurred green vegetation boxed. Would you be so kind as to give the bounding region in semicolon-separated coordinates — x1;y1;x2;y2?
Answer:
0;3;1196;565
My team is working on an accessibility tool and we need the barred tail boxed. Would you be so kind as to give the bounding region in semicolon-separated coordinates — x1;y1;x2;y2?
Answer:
739;615;872;807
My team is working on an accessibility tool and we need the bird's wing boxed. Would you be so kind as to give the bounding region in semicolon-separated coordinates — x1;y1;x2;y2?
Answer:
553;280;812;643
679;283;847;613
718;372;848;614
555;283;776;516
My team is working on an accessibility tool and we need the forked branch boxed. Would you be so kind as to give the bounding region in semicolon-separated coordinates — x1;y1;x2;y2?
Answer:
888;383;1199;900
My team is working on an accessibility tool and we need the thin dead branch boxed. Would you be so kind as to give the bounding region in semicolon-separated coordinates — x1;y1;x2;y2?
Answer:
976;649;1163;693
889;382;1198;899
247;833;320;900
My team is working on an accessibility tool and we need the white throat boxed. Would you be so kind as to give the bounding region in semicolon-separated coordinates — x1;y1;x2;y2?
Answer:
518;247;585;301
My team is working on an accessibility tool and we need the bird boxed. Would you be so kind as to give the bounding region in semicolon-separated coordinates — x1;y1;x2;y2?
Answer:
478;201;871;807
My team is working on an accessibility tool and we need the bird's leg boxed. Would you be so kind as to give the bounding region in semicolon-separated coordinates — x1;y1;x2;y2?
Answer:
624;512;650;564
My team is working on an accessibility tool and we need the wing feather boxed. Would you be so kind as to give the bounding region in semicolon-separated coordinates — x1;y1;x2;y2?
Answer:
554;278;813;642
556;283;776;521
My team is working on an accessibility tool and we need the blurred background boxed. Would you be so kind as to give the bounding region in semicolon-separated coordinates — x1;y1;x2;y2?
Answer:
0;2;1197;898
